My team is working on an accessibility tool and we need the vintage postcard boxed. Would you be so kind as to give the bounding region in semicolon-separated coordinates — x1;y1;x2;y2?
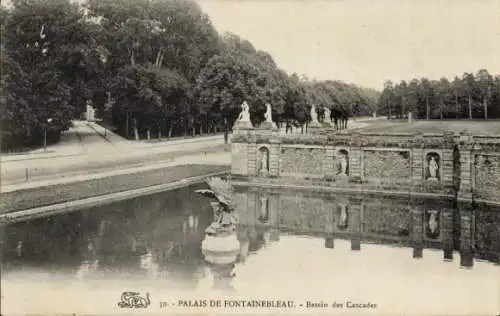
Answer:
1;0;499;315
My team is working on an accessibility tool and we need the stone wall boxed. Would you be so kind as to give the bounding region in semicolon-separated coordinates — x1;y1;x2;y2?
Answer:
231;125;500;204
460;134;500;204
231;143;248;175
363;149;411;180
474;154;500;199
279;146;325;178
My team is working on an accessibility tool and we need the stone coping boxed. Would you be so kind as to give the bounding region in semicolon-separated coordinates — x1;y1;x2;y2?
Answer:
232;130;500;141
230;180;456;200
0;164;229;213
229;179;500;207
0;169;229;225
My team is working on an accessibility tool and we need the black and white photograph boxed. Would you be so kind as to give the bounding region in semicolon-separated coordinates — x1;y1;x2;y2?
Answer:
1;0;499;315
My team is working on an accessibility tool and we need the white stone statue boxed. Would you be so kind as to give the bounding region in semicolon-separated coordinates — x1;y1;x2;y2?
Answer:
324;107;332;123
310;105;318;123
339;154;348;176
428;156;439;180
237;101;251;122
260;149;269;172
264;103;273;123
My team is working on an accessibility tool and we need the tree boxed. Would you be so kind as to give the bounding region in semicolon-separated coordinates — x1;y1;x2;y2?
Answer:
451;76;463;118
476;69;494;120
419;78;432;120
462;72;476;119
3;0;83;148
434;77;451;119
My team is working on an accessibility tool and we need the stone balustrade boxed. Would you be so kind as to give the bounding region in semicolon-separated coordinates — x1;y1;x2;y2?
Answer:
231;123;500;205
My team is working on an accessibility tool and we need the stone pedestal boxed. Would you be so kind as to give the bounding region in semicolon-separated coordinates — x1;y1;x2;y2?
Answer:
269;139;280;177
231;142;248;176
411;132;425;189
259;121;279;131
202;233;240;265
233;120;254;131
247;141;257;176
323;147;335;179
349;133;363;182
307;121;322;134
457;132;474;201
349;147;362;182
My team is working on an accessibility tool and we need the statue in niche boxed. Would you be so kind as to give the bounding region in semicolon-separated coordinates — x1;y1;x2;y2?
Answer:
237;101;251;122
310;105;319;123
259;147;269;173
427;155;439;180
338;151;349;176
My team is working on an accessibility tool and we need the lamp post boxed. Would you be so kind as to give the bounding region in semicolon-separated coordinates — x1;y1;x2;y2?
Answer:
100;53;108;138
44;118;53;152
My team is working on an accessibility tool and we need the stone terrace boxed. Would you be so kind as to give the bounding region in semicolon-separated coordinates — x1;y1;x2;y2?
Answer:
353;119;500;135
230;120;500;206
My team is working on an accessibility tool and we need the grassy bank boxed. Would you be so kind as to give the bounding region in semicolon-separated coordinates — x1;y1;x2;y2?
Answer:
0;164;228;213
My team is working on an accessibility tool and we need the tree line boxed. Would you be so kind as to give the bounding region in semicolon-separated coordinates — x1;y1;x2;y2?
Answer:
379;70;500;120
1;0;379;150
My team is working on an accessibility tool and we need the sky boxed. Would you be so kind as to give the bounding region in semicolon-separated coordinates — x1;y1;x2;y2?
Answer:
198;0;500;89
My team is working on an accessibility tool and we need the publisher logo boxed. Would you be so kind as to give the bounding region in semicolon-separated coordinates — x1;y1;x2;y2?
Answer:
117;291;151;308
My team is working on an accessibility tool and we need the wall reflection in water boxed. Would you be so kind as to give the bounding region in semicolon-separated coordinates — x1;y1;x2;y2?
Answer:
233;187;500;268
1;183;499;292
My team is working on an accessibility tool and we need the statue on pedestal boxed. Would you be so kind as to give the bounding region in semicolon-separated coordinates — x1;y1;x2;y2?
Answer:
310;105;319;123
196;178;240;292
324;107;332;124
260;103;278;130
264;103;273;123
237;101;251;122
196;177;240;271
196;177;238;236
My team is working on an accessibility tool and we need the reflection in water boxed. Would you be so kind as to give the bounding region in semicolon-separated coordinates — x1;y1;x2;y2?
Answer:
1;184;499;295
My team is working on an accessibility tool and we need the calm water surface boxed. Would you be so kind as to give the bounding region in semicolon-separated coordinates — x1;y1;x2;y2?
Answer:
1;183;499;315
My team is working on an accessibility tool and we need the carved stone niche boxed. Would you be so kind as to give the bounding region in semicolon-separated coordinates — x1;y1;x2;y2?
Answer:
258;146;270;175
425;152;441;181
336;149;350;177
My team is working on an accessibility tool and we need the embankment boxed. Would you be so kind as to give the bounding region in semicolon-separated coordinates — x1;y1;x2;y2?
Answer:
0;163;229;222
